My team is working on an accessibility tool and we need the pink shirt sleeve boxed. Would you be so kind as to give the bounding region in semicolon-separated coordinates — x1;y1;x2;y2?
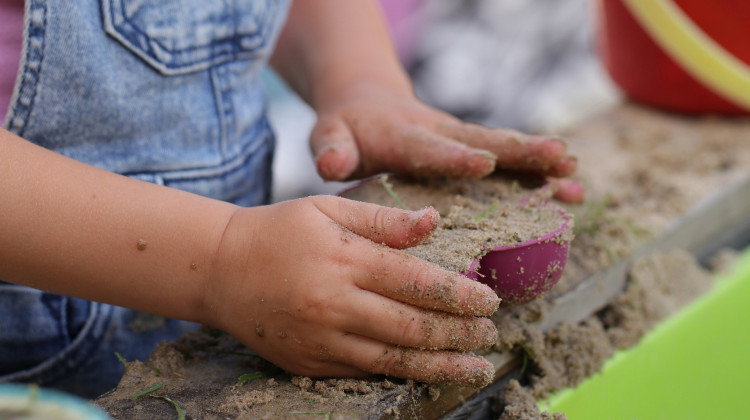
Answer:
0;0;25;122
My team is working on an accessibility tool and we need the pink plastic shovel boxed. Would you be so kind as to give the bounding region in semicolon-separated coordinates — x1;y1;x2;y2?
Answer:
340;176;573;306
462;205;572;306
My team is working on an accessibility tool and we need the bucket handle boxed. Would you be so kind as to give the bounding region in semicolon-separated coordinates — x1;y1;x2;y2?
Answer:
623;0;750;111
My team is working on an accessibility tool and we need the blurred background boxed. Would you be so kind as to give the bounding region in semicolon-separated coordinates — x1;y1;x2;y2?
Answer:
268;0;621;202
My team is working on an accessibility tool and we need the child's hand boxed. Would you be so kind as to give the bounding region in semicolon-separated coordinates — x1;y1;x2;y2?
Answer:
310;83;583;202
203;196;500;386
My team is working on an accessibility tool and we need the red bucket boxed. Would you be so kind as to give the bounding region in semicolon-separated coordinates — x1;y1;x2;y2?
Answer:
596;0;750;115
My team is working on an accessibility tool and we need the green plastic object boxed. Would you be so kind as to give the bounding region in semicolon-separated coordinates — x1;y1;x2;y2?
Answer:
540;248;750;419
0;383;111;420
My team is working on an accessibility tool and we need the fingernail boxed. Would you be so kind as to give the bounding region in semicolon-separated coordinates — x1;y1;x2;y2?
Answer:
557;155;578;169
472;149;497;160
471;282;501;316
315;145;349;181
551;136;569;148
314;144;339;160
531;135;568;148
460;355;494;388
482;321;498;348
470;360;494;388
468;150;497;178
452;278;501;316
411;207;439;230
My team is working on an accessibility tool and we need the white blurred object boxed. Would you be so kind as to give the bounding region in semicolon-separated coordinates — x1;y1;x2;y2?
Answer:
267;0;620;202
410;0;621;132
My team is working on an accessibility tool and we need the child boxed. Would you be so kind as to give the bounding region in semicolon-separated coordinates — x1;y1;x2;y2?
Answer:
0;0;581;397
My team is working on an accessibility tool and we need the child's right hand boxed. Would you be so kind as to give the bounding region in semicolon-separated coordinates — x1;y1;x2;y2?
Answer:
1;130;498;386
202;195;500;387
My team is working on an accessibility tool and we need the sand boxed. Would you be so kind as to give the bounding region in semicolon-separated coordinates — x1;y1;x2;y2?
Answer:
493;250;714;419
96;173;572;419
94;104;750;419
342;174;571;274
485;104;750;418
98;329;415;419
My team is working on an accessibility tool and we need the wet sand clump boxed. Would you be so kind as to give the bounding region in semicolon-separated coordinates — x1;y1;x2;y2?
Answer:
342;174;572;273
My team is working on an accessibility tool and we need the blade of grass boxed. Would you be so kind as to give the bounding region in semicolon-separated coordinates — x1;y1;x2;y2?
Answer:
473;200;499;222
151;395;184;420
472;247;491;260
378;175;407;210
511;179;522;194
573;193;613;237
237;371;265;386
519;344;537;376
131;384;162;399
114;352;128;367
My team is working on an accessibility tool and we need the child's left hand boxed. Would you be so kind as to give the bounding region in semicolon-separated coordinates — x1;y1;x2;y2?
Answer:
271;0;583;203
310;82;583;202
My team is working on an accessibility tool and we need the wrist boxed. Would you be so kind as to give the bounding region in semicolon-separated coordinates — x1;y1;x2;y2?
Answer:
272;0;414;112
312;76;415;114
198;205;259;329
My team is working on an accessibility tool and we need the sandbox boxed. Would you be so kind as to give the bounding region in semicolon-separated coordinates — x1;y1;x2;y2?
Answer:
91;104;750;419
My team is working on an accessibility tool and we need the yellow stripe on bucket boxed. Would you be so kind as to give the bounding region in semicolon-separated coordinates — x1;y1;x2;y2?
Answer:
623;0;750;111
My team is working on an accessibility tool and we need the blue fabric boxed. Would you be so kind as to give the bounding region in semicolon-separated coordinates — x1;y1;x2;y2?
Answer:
0;284;198;398
5;0;290;206
1;0;291;398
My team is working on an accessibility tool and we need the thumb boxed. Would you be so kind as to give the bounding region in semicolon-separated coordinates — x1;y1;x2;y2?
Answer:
310;117;361;181
312;196;440;249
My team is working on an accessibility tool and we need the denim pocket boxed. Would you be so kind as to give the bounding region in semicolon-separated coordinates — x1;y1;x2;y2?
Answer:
101;0;285;75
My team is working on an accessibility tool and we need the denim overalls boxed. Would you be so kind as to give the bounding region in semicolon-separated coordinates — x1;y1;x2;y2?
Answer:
1;0;290;398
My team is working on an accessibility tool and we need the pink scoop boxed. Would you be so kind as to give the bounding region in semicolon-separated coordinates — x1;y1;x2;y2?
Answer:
462;205;572;306
338;177;572;306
